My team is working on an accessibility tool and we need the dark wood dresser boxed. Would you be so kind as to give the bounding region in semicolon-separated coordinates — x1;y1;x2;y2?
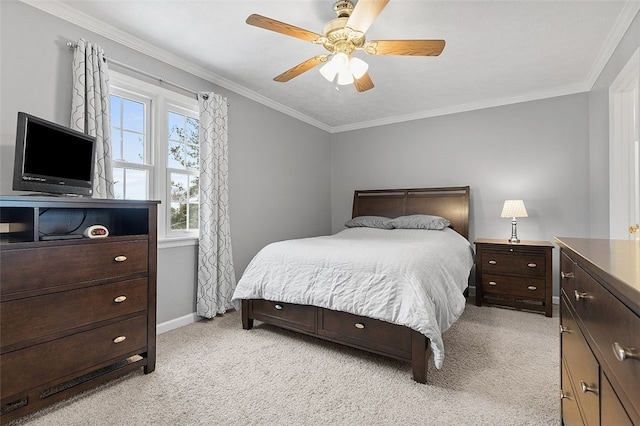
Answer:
0;196;158;423
556;237;639;425
474;238;554;317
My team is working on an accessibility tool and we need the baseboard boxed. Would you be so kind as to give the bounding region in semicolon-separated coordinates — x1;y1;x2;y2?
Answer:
156;312;200;334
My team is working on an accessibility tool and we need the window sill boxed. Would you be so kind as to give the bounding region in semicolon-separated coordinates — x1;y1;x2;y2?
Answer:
158;236;198;249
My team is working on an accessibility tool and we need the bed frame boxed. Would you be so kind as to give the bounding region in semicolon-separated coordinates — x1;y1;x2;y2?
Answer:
241;186;470;383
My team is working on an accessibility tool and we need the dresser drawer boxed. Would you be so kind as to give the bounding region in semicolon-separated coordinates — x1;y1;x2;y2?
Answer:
561;357;584;426
318;308;412;359
249;300;315;333
0;240;148;296
479;251;546;278
560;251;577;310
561;297;599;425
572;267;640;417
601;371;634;426
1;278;147;351
481;274;545;299
1;315;147;400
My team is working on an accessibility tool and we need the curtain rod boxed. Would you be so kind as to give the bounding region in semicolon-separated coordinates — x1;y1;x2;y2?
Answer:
66;42;228;105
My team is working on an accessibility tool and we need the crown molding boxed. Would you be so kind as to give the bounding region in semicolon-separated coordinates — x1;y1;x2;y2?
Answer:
329;83;590;133
584;2;640;90
20;0;639;135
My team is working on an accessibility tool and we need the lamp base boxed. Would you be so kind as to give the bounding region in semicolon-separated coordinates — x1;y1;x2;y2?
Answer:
508;218;520;244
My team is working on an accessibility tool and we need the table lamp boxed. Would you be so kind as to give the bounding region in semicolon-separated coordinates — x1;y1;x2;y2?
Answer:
501;200;528;243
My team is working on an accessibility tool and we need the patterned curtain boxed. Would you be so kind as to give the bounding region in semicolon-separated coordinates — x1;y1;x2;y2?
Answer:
70;38;114;199
197;93;236;318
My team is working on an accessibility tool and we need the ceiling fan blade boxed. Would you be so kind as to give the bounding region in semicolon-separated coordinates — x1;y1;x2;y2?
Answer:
274;55;329;82
354;73;374;92
364;39;446;56
246;14;321;43
345;0;390;34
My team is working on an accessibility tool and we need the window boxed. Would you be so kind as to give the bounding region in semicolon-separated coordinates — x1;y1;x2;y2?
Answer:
109;71;200;241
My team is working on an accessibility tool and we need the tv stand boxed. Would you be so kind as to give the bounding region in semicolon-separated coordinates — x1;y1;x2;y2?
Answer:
0;196;159;423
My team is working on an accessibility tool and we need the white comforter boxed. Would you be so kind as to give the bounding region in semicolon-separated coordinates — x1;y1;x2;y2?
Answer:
231;227;474;368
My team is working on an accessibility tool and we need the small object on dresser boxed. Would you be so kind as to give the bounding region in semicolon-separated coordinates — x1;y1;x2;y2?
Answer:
474;238;553;317
83;224;109;238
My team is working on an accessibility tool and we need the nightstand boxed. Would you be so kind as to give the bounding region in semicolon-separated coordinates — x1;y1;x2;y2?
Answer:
474;238;554;317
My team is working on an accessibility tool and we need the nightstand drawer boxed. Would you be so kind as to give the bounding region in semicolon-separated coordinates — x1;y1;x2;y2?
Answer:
479;251;546;278
481;274;545;299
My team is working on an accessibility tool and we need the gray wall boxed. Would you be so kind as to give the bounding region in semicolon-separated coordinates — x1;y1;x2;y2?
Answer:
0;1;332;324
588;11;640;238
330;94;591;297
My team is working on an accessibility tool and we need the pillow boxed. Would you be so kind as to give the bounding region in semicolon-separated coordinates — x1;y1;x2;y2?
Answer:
389;214;450;230
344;215;394;229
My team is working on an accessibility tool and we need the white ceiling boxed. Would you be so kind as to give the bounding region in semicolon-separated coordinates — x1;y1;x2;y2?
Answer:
25;0;640;132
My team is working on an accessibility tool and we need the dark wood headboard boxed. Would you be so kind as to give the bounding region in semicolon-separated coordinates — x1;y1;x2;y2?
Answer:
352;186;470;239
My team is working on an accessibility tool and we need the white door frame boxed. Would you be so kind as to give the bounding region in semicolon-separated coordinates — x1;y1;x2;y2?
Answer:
609;47;640;240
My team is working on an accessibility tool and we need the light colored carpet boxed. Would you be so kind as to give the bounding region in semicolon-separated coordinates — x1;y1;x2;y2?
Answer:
9;303;560;426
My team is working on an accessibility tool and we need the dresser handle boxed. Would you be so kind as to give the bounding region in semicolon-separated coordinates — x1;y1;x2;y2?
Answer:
488;281;497;286
113;336;126;344
579;380;598;394
574;290;592;301
560;390;572;400
274;304;283;310
559;325;570;333
527;263;537;268
527;286;537;291
355;323;365;329
488;260;497;265
561;272;574;279
613;342;637;362
114;295;127;303
114;255;127;262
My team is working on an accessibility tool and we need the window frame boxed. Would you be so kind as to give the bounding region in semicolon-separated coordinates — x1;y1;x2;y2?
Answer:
109;71;200;243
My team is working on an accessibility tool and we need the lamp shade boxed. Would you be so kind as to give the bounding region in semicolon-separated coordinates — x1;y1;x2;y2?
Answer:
501;200;528;218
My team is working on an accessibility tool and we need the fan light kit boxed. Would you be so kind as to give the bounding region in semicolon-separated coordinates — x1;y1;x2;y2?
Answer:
246;0;446;92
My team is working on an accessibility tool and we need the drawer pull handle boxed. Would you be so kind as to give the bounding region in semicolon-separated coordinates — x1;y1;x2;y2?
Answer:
114;255;128;262
613;342;637;362
560;390;571;400
527;263;537;268
561;272;574;279
574;290;592;301
579;380;598;394
355;323;365;329
488;260;497;265
527;286;537;291
488;281;497;286
274;304;283;310
114;295;127;303
559;325;571;333
113;336;126;344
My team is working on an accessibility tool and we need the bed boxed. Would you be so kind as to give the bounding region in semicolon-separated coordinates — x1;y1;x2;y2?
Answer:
231;186;473;383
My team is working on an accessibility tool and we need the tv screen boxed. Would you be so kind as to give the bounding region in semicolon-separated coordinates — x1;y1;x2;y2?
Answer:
13;112;96;196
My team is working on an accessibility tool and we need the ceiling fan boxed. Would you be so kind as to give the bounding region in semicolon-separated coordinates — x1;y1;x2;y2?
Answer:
246;0;446;92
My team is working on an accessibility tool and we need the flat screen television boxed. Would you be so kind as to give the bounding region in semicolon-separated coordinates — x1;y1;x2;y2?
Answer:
13;112;96;197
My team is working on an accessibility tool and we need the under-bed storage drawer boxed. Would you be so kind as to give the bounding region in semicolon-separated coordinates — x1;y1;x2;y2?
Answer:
249;300;316;333
317;308;412;360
